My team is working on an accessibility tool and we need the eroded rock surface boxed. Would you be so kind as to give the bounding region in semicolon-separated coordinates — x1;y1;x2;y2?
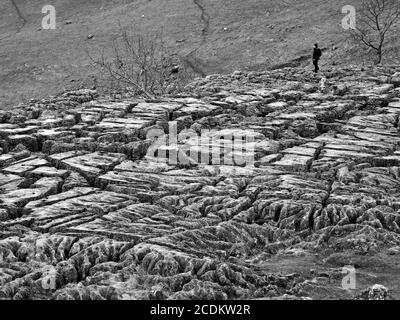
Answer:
1;67;400;299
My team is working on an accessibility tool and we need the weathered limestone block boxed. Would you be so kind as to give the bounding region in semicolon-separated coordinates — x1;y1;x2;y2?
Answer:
0;125;38;139
2;156;48;176
81;100;136;115
53;152;126;183
0;177;61;209
133;102;181;120
43;141;79;155
36;129;73;145
123;140;152;160
280;90;303;102
319;148;374;161
282;143;321;158
247;124;280;139
62;172;89;191
96;132;132;143
0;173;26;191
95;117;153;133
289;119;319;138
384;99;400;113
0;150;30;168
23;189;134;232
7;134;38;152
273;154;313;171
173;103;222;119
96;171;160;193
26;166;69;179
261;101;288;114
69;203;179;241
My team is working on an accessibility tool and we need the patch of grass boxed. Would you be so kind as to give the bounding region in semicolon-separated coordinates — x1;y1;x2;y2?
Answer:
1;0;399;108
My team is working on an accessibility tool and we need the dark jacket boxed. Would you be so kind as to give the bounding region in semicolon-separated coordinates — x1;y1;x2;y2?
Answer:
313;48;322;60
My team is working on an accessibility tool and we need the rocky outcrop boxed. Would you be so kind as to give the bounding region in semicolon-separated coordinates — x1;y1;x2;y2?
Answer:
1;66;400;299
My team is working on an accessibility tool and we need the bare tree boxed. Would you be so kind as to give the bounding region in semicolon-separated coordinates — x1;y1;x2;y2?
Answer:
87;26;194;98
351;0;400;64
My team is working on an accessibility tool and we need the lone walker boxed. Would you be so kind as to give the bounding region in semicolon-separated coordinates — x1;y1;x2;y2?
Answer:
313;43;322;73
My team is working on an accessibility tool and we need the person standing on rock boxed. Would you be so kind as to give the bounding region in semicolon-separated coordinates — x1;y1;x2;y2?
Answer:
313;43;322;73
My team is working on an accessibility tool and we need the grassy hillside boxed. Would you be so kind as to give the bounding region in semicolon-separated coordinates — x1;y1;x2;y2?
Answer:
1;0;400;108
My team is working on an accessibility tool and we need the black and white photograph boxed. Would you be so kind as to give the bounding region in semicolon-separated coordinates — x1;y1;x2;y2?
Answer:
0;0;400;313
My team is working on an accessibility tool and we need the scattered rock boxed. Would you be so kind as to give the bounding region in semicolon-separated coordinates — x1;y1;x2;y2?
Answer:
356;284;390;300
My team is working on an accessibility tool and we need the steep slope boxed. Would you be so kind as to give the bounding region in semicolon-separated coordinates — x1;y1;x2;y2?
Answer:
1;0;400;108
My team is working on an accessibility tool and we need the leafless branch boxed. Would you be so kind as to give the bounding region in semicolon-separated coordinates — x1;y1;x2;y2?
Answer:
350;0;400;64
86;25;194;98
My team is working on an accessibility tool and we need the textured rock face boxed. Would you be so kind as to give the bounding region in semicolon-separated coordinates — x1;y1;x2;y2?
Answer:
1;67;400;299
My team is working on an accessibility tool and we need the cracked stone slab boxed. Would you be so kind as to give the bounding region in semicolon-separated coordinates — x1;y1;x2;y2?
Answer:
2;66;400;300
